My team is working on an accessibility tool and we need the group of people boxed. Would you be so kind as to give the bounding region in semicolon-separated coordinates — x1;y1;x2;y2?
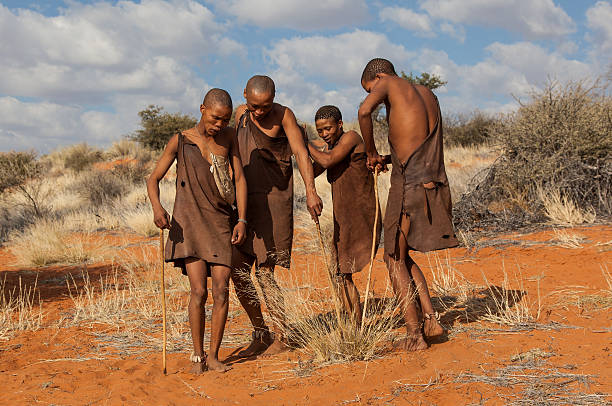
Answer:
146;58;458;374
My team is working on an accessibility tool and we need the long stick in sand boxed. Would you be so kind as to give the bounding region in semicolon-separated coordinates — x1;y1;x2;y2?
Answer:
361;167;380;331
315;221;344;328
159;228;167;375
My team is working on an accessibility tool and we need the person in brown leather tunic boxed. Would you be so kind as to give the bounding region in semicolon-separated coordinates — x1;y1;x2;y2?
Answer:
147;88;248;373
231;75;323;357
358;58;458;351
307;105;381;324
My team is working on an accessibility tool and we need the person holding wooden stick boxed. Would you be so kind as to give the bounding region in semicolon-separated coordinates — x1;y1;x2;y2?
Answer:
307;105;382;324
358;58;458;351
147;88;248;373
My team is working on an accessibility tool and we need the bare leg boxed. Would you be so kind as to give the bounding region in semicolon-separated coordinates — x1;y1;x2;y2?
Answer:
255;265;290;357
405;256;444;338
230;249;273;357
207;264;232;372
399;217;445;338
386;214;428;351
336;274;362;325
185;258;208;374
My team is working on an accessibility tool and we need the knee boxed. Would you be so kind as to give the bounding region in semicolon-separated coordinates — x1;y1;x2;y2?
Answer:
212;287;229;306
190;286;207;304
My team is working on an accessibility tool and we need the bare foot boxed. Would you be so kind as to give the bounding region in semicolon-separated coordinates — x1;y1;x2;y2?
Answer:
423;314;445;338
190;361;206;375
260;339;290;358
393;334;428;352
207;357;232;372
237;331;274;357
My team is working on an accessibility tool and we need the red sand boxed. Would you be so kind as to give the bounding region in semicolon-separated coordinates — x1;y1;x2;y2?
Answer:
1;225;611;405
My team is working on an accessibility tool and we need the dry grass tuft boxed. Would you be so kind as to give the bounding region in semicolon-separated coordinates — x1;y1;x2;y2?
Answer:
10;219;106;267
427;251;473;301
539;188;596;226
237;263;403;363
0;276;43;340
480;264;539;326
551;228;587;249
123;206;158;237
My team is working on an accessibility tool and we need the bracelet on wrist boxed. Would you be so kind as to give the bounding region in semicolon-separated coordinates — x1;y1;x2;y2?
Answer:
237;218;247;225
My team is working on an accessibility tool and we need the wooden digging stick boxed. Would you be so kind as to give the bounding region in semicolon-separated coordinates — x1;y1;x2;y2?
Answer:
361;167;380;332
315;221;344;328
159;228;167;375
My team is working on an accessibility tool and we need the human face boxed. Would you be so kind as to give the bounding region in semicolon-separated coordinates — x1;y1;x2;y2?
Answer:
361;77;378;93
244;90;274;120
315;118;342;145
200;103;232;136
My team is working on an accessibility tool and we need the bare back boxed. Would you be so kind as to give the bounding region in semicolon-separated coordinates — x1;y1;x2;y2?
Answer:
384;77;439;164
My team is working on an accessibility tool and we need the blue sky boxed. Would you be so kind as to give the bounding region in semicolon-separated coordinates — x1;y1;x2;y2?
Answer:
1;0;610;152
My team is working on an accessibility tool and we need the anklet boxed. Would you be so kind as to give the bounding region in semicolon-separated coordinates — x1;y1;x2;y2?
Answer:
190;353;206;363
424;312;440;321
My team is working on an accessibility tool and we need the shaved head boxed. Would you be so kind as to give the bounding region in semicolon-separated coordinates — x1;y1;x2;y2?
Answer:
245;75;275;96
203;88;233;109
361;58;397;83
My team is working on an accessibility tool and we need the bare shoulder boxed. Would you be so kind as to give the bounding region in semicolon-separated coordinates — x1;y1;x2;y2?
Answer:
278;103;297;124
343;130;363;146
235;104;248;120
165;133;180;154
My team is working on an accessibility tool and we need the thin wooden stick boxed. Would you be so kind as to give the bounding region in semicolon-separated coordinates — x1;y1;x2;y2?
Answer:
159;228;167;375
315;222;344;328
361;167;380;331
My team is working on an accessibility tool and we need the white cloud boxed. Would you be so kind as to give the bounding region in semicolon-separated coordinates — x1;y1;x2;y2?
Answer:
213;0;368;30
440;22;466;43
265;30;415;87
586;1;612;65
0;1;242;102
421;0;575;39
379;7;433;35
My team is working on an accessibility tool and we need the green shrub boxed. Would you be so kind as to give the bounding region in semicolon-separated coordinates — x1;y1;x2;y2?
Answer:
132;105;197;150
454;79;612;231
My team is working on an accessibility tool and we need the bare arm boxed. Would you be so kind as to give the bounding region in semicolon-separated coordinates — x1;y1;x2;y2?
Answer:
228;128;247;245
358;79;388;171
282;107;323;220
146;134;179;229
308;131;360;169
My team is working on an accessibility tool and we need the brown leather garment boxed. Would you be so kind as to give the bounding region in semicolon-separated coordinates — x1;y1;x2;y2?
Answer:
235;111;294;268
328;146;381;274
165;132;234;274
384;98;459;257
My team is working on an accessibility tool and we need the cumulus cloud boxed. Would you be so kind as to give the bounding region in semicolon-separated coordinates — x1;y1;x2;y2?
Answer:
586;1;612;66
379;7;433;35
213;0;368;30
266;30;414;87
0;1;237;151
421;0;575;39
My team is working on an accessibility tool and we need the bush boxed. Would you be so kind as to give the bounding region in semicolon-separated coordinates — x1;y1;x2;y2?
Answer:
132;105;197;150
72;169;128;207
444;111;496;147
63;143;104;172
0;151;41;195
454;79;612;231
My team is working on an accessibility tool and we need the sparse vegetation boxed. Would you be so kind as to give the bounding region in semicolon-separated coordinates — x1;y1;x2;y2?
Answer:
0;276;43;340
132;105;197;150
455;79;612;232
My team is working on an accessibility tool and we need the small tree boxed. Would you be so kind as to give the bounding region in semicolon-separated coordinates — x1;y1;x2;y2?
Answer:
401;71;447;90
0;151;46;217
132;105;197;150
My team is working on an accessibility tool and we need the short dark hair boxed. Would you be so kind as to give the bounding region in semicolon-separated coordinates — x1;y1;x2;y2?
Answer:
361;58;397;83
315;105;342;122
203;88;233;109
245;75;275;96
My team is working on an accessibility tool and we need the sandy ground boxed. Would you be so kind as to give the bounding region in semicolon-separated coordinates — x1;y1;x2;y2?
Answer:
1;225;611;405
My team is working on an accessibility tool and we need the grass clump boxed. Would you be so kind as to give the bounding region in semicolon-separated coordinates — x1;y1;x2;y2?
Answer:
10;218;104;267
444;111;496;147
0;276;43;340
455;79;612;232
